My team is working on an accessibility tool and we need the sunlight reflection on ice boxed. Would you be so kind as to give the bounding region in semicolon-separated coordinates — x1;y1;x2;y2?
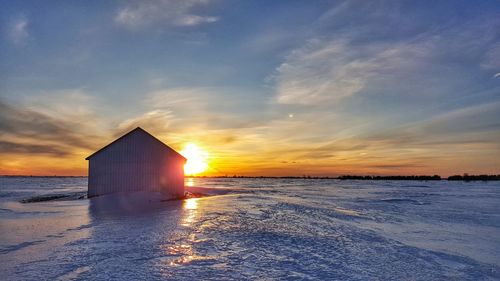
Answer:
161;198;216;268
184;198;198;210
166;244;194;266
181;198;198;227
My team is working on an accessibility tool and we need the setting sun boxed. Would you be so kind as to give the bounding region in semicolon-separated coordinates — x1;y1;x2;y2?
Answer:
180;143;209;175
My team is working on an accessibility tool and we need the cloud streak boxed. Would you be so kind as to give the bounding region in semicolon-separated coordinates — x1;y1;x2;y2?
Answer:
0;92;104;157
7;16;29;45
115;0;218;28
273;2;500;106
0;141;70;157
115;110;174;137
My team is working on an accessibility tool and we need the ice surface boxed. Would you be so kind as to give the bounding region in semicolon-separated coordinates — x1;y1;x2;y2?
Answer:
0;177;499;280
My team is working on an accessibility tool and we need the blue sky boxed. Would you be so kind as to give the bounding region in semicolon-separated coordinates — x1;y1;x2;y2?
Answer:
1;0;499;176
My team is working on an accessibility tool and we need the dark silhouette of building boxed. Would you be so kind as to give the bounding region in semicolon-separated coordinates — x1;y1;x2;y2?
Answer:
85;127;186;198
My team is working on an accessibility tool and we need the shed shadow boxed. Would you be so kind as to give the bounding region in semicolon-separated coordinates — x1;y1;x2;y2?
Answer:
88;191;184;220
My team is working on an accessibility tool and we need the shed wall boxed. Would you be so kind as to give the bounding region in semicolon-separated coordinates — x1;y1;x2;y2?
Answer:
87;130;184;198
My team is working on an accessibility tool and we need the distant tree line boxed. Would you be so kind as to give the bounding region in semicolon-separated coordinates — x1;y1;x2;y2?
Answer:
338;174;500;181
193;175;335;179
447;174;500;181
338;175;442;180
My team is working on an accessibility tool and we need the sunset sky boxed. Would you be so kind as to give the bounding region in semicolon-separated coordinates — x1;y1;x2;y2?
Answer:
1;0;499;176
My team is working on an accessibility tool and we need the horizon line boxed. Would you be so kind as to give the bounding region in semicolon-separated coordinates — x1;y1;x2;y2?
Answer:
1;174;499;179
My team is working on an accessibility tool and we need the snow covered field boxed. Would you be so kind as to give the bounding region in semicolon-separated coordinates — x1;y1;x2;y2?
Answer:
0;177;499;280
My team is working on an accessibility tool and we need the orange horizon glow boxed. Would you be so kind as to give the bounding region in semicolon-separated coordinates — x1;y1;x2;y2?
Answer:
0;147;498;178
0;134;498;178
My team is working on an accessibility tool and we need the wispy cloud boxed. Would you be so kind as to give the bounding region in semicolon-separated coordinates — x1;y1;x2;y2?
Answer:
273;35;494;105
0;90;104;155
273;39;371;104
481;43;500;71
115;110;174;137
273;3;500;106
146;87;268;129
0;140;70;157
7;15;29;45
0;92;108;175
364;101;500;146
24;89;97;121
115;0;219;29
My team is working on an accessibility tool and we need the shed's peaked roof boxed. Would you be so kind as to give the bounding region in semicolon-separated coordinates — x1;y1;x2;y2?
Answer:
85;127;186;161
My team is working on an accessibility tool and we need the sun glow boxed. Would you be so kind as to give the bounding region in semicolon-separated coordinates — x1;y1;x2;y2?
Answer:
180;143;209;175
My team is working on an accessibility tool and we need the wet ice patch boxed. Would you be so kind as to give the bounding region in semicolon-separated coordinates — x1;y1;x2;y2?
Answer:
20;192;86;203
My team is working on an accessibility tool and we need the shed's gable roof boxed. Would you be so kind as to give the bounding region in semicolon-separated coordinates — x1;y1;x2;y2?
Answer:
85;127;186;161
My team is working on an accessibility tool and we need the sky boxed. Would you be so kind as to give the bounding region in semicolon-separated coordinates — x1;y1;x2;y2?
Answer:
0;0;499;176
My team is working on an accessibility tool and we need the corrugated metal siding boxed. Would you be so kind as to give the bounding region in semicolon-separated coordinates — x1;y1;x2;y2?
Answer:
87;130;184;198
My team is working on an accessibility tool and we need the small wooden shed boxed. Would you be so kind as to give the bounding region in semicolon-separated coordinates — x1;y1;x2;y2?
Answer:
85;127;186;198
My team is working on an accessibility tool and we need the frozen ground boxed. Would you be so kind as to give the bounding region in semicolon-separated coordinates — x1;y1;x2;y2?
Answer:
0;177;499;280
